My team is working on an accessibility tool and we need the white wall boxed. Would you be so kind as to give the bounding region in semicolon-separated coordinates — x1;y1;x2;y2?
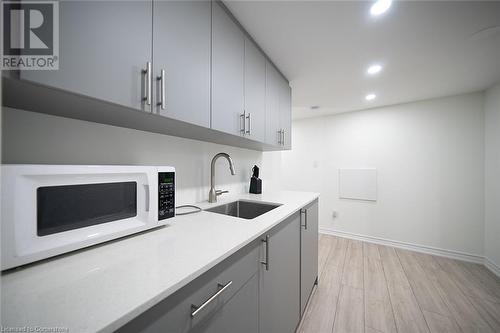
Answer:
1;108;262;205
484;82;500;271
266;93;485;256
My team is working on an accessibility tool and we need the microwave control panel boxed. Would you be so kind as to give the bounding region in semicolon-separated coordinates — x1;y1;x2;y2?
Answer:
158;172;175;220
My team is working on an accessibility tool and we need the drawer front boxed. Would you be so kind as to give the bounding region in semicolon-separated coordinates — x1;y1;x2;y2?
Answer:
191;272;259;333
117;240;260;333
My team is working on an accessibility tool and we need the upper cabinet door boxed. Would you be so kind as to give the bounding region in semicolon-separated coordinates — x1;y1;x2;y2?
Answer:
211;2;245;136
244;38;266;142
280;79;292;149
20;0;153;112
153;0;211;127
265;62;281;145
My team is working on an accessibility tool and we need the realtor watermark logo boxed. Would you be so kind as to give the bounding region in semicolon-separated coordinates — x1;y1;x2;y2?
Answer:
1;1;59;70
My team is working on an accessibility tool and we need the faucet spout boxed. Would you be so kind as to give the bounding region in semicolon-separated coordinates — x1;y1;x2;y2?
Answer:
209;153;236;203
229;162;236;175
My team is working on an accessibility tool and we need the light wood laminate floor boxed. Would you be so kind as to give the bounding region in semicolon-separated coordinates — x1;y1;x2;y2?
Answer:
298;234;500;333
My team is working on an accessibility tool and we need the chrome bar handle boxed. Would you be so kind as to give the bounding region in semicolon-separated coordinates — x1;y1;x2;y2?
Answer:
261;235;270;271
142;62;152;106
300;208;307;230
190;280;233;318
282;129;285;146
245;113;251;135
157;69;166;110
240;111;246;134
277;129;282;145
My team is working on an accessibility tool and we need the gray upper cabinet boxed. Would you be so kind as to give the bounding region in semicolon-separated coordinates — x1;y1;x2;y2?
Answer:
20;0;153;112
265;61;281;145
243;38;266;142
8;0;292;151
264;60;292;148
280;78;292;149
300;199;319;315
153;0;211;127
260;213;301;333
211;2;245;136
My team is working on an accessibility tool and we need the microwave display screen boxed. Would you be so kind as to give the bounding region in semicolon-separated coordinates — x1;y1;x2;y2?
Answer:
37;182;137;236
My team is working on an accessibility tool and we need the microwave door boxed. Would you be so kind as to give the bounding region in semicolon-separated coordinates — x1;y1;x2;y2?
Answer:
37;182;138;236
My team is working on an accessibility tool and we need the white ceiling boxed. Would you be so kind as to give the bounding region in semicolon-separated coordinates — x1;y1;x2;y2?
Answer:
224;0;500;119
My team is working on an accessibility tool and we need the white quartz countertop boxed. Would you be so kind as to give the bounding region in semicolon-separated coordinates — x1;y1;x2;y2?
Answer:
1;191;319;333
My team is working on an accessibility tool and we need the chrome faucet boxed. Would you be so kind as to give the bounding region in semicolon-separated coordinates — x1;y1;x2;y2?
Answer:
209;153;236;203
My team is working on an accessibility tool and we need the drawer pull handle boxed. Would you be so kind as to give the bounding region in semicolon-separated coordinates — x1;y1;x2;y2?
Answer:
245;113;251;135
157;69;166;110
240;112;246;134
142;61;152;106
261;235;270;271
300;208;307;230
190;280;233;318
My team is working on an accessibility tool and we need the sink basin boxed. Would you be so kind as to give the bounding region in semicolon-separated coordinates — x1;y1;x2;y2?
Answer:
205;200;281;219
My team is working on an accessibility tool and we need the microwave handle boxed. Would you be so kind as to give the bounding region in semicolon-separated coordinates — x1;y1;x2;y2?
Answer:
144;184;150;212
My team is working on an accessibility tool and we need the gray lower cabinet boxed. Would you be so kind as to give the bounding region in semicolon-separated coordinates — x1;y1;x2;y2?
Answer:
300;199;319;314
152;0;211;127
260;212;301;333
117;239;260;333
243;38;266;142
117;201;318;333
20;0;153;112
211;1;245;136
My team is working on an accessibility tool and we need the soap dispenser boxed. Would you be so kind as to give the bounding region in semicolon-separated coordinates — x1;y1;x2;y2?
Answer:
249;165;262;194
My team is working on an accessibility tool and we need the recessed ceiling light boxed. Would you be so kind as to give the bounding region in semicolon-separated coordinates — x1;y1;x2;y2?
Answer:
370;0;392;16
365;93;377;101
367;64;382;75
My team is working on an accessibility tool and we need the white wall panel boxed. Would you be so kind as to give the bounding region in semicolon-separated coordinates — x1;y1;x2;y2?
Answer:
339;169;377;201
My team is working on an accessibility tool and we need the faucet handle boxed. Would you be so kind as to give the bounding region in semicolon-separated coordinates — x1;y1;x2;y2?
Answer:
215;190;229;196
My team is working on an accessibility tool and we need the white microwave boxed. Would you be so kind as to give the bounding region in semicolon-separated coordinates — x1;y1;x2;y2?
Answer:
1;165;175;270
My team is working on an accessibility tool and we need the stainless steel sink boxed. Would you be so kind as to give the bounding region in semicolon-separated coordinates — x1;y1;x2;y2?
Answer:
205;200;281;219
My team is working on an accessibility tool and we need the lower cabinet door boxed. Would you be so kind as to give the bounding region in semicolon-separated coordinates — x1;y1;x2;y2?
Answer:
193;273;259;333
260;212;301;333
300;199;319;314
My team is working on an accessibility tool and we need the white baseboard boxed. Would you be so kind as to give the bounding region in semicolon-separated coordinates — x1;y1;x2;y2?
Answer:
484;257;500;278
319;228;484;264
